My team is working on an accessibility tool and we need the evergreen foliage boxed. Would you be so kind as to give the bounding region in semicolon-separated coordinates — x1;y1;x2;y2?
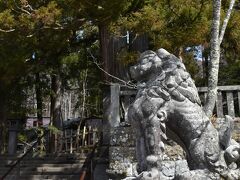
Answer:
0;0;240;153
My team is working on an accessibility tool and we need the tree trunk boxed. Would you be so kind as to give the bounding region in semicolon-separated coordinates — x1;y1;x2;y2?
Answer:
98;24;111;81
35;72;43;125
49;74;62;153
99;24;113;145
51;74;62;128
203;0;221;117
0;101;7;154
204;0;235;117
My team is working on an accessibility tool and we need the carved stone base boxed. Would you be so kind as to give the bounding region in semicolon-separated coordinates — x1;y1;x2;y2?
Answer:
124;160;223;180
107;126;138;179
175;170;220;180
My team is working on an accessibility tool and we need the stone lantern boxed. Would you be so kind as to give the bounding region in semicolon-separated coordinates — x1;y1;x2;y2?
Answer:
8;119;22;155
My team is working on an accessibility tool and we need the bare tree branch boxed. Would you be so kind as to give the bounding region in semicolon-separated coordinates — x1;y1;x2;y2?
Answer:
93;61;137;89
86;48;137;89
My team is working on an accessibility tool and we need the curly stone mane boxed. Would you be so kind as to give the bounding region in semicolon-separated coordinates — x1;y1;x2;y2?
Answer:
128;49;240;179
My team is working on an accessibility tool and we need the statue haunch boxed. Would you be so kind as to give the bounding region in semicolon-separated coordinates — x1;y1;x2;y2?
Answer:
128;48;240;179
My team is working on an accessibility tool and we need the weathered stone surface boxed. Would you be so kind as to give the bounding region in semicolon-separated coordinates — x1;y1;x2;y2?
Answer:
160;161;175;179
159;160;189;179
162;140;185;161
175;160;189;175
110;126;135;147
127;48;240;179
175;170;220;180
107;126;137;178
108;146;137;178
109;147;136;162
108;161;138;178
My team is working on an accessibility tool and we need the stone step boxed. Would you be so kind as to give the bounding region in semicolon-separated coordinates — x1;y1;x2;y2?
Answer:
0;158;85;164
0;153;83;157
22;163;83;168
0;154;86;160
0;153;91;179
0;161;84;169
0;156;86;161
0;163;83;171
0;163;83;172
2;174;81;180
0;166;82;175
0;162;84;177
0;157;86;163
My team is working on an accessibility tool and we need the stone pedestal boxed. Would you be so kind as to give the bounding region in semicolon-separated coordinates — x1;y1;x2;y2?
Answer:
107;126;138;179
106;84;138;178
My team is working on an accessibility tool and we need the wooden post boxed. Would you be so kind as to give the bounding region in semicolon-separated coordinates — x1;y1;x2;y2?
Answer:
227;92;235;117
238;92;240;115
70;129;73;153
83;126;86;146
59;131;63;152
69;92;72;118
64;96;67;121
93;128;97;145
87;126;92;146
216;91;224;117
65;130;68;152
80;130;82;147
204;92;207;104
110;84;120;127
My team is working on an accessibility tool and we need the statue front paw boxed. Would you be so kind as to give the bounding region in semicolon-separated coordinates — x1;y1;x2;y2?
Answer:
140;168;160;180
225;144;240;164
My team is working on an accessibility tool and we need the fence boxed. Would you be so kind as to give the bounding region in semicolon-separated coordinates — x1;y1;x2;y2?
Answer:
198;85;240;118
24;85;240;154
108;84;240;126
60;126;101;154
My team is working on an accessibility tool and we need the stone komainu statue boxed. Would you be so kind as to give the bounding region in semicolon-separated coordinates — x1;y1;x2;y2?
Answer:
128;48;240;179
